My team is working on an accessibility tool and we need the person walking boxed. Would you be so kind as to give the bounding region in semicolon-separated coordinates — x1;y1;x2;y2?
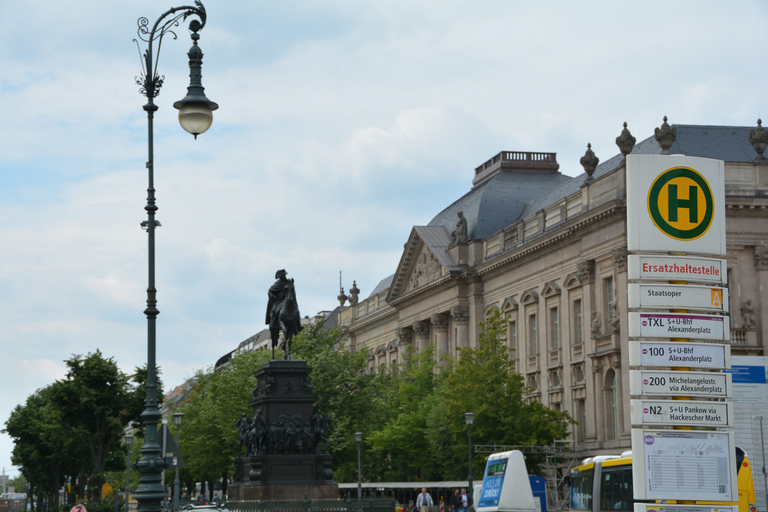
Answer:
451;489;462;512
416;488;434;512
460;488;469;512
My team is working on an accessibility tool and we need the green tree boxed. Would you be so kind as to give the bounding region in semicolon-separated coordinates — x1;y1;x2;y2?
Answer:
4;386;84;511
367;344;446;480
47;351;142;502
441;309;573;477
180;349;270;498
292;318;394;481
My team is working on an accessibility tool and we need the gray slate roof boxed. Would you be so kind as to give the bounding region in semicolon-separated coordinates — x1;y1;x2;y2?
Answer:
368;274;394;298
431;124;760;235
413;226;461;272
519;124;759;219
428;171;572;239
376;123;760;297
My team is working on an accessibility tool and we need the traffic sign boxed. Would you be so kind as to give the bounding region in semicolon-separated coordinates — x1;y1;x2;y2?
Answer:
628;312;730;341
630;399;733;427
631;429;736;501
628;283;728;312
628;255;727;284
629;370;732;398
627;155;726;255
628;341;731;369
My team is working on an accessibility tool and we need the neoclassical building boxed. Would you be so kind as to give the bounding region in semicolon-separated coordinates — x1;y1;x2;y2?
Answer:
337;119;768;455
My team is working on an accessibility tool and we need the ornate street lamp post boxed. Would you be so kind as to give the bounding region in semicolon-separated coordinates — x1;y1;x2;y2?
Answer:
173;413;184;512
125;433;134;512
132;4;217;512
464;412;475;503
355;432;363;501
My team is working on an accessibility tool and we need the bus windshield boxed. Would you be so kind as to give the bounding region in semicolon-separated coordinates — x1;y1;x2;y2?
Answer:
570;469;593;511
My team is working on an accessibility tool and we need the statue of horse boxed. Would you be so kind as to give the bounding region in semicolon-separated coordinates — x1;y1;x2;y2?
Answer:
269;278;303;360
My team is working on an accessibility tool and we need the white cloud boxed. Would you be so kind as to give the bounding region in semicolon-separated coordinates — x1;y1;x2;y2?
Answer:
2;0;768;475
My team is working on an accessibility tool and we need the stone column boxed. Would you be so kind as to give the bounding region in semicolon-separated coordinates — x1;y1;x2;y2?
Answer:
754;246;768;346
413;320;431;352
432;313;449;365
451;305;470;354
591;360;605;442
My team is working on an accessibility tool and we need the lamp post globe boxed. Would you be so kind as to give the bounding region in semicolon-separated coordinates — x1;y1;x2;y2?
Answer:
132;4;215;512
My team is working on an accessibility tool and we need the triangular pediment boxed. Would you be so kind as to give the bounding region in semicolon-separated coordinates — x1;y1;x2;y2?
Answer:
387;226;460;302
541;281;561;298
501;296;519;311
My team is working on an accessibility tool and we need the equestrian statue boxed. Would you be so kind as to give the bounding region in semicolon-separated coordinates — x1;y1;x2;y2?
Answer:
266;269;303;360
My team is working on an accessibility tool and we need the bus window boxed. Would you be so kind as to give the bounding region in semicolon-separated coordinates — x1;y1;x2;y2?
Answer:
570;470;593;511
600;468;633;512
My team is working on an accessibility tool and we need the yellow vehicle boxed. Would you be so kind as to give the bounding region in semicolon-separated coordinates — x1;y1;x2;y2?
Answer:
568;448;756;512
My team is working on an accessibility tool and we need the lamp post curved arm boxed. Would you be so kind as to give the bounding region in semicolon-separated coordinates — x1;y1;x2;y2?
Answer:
134;2;207;103
131;4;215;512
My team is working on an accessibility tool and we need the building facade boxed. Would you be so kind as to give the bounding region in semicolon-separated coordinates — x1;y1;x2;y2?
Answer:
338;120;768;456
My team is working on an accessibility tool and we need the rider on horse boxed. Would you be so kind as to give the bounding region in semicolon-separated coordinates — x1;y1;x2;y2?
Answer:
266;269;303;359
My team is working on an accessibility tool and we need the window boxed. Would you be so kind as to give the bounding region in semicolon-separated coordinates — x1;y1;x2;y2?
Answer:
576;399;586;442
549;307;560;350
599;467;633;512
528;314;538;355
604;277;615;327
573;299;583;345
509;320;518;358
550;369;561;387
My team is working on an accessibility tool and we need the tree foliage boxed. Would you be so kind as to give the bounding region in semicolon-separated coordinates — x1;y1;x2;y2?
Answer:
442;309;573;476
292;319;394;481
4;351;145;507
179;349;270;493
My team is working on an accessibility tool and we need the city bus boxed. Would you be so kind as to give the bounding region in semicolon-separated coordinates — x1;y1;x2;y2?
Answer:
568;448;756;512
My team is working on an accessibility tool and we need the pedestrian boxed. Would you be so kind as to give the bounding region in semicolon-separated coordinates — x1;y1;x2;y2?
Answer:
451;489;461;512
416;488;434;512
460;488;469;512
70;505;87;512
408;500;415;512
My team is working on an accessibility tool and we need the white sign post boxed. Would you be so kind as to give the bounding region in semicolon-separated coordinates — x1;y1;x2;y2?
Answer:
626;155;726;255
628;341;731;369
628;312;730;341
628;254;727;284
628;283;728;312
629;370;732;398
630;399;734;427
631;429;736;501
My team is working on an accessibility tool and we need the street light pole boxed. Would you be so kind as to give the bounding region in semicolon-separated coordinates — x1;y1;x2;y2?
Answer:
355;432;363;501
464;412;475;504
173;413;184;512
125;433;133;512
132;4;217;512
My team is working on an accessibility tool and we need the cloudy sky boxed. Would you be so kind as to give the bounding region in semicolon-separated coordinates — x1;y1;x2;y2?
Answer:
1;0;767;478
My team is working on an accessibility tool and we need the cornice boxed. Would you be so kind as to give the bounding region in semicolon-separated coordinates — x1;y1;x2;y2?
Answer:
479;203;626;277
347;305;397;333
725;202;768;217
389;274;456;307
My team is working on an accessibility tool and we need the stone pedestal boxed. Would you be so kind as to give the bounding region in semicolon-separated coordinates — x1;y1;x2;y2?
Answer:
228;360;338;501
